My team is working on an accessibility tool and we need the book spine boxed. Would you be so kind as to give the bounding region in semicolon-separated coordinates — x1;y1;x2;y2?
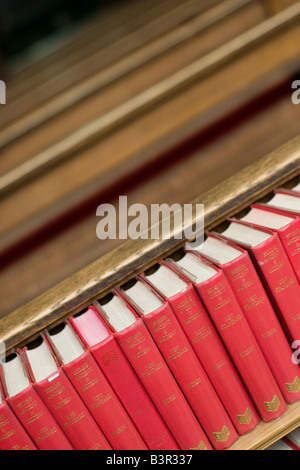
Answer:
34;368;111;450
0;401;37;450
220;251;300;404
276;220;300;284
141;302;238;450
167;283;260;435
250;233;300;345
62;350;147;450
89;335;179;450
283;436;300;450
116;318;213;451
194;270;287;423
8;385;74;450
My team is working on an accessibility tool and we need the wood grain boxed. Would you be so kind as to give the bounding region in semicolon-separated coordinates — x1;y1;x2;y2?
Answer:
0;134;298;354
0;9;299;252
0;84;298;318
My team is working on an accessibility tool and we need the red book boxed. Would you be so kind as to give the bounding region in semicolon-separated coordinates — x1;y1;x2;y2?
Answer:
266;189;300;216
219;219;300;345
240;203;300;283
283;427;300;450
98;293;213;451
70;306;179;451
22;339;112;450
170;250;287;422
0;379;37;450
194;233;300;404
141;260;260;436
0;354;74;450
45;322;147;450
119;278;238;450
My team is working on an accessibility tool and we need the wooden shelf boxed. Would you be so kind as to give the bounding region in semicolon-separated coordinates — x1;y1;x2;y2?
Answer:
229;401;300;450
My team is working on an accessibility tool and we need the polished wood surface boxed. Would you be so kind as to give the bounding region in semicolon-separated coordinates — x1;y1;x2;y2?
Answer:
0;0;300;450
1;134;299;353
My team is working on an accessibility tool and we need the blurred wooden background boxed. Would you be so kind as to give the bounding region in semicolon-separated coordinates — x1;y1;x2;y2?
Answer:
0;0;299;319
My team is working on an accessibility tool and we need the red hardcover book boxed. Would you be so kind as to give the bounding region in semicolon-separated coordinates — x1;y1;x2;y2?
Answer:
45;322;147;450
0;379;37;450
98;293;213;451
141;261;260;436
119;279;238;450
0;354;74;450
22;339;112;450
170;250;287;422
70;303;179;450
70;306;179;451
218;219;300;345
194;233;300;404
266;189;300;216
240;203;300;283
70;304;179;450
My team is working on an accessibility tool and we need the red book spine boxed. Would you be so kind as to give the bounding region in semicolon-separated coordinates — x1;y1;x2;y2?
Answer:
193;268;287;423
248;231;300;345
32;368;111;450
208;237;300;404
283;436;300;450
0;399;37;450
249;204;300;283
158;267;260;435
88;334;179;450
115;317;213;451
7;384;74;450
140;301;238;449
61;349;147;450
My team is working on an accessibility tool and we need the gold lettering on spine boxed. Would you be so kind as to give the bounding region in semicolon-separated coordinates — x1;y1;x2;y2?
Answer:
63;411;85;428
187;378;201;389
212;426;230;442
262;328;276;338
142;361;163;378
220;314;242;330
167;345;188;361
275;276;295;293
177;297;196;313
264;395;280;412
286;377;300;393
192;327;212;343
240;346;254;358
36;426;57;442
236;408;253;425
162;394;176;404
190;441;207;450
244;295;264;310
113;425;126;435
91;393;112;409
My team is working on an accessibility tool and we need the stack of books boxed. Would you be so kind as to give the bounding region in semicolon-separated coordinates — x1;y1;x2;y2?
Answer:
1;183;300;450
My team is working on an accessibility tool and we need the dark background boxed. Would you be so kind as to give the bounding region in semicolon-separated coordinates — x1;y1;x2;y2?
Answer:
0;0;122;60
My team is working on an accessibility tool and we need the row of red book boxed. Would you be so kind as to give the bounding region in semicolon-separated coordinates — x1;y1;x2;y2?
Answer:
0;185;300;450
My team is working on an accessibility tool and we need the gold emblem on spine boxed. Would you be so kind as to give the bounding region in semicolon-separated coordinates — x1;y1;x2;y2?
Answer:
189;441;207;450
286;376;300;393
236;408;253;425
264;395;280;412
212;426;230;442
